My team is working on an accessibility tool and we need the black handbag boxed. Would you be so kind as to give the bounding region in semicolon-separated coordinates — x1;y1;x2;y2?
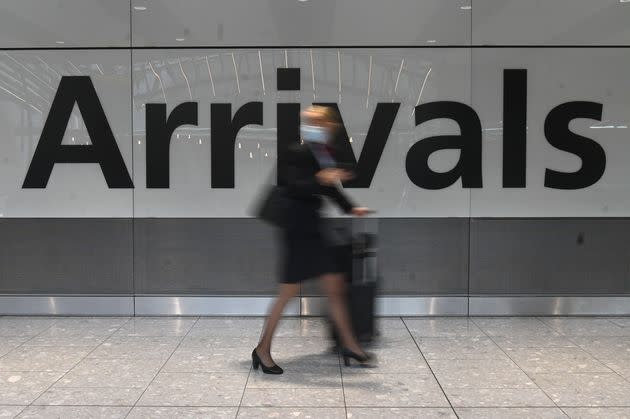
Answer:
255;184;289;228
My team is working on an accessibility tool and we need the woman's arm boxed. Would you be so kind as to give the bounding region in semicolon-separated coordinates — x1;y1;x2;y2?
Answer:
323;183;355;214
284;146;357;213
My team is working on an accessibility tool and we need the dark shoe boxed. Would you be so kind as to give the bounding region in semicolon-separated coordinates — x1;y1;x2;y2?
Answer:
342;348;375;367
251;349;283;374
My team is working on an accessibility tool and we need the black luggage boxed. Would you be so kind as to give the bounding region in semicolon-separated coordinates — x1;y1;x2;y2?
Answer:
330;219;379;346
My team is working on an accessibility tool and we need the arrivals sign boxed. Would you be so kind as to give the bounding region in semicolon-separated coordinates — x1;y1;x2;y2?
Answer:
24;68;606;192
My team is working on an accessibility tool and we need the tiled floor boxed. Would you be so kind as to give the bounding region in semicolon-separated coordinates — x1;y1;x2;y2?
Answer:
0;316;630;418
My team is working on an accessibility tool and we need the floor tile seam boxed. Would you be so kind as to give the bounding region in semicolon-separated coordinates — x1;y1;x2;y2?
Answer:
452;406;570;417
497;348;594;354
409;333;487;337
0;369;88;374
412;335;494;340
440;386;555;391
528;371;628;377
234;364;253;418
1;404;28;419
556;405;572;418
162;368;338;373
557;343;630;385
536;317;630;337
334;338;347;419
239;405;345;409
469;317;562;411
39;384;153;389
569;333;630;340
0;319;60;362
563;335;625;362
26;404;137;409
554;404;630;408
21;343;107;347
110;334;196;338
450;405;567;409
245;386;343;390
158;369;255;374
27;403;137;408
422;357;518;361
343;403;453;408
244;406;454;409
25;317;133;409
511;368;619;375
82;356;176;362
534;317;573;335
142;371;250;377
232;317;266;419
342;372;447;376
55;355;171;363
128;404;243;408
345;407;458;410
608;321;630;328
400;318;459;418
122;316;199;419
171;403;630;408
604;318;629;329
500;345;620;358
243;406;460;410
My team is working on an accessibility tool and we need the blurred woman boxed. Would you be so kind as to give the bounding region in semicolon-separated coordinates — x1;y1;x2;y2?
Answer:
252;105;373;374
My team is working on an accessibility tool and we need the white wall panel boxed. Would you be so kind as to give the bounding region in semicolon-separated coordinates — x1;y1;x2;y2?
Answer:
472;0;630;45
0;0;130;48
0;50;132;217
131;0;471;47
132;48;471;217
471;48;630;217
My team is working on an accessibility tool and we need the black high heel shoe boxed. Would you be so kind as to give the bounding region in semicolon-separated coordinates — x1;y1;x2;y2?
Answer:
342;348;375;367
251;349;284;375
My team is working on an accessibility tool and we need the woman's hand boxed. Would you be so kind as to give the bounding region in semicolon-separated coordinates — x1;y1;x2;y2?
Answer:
352;207;371;217
316;168;353;186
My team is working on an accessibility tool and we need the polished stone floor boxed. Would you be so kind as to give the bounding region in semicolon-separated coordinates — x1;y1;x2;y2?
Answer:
1;316;630;418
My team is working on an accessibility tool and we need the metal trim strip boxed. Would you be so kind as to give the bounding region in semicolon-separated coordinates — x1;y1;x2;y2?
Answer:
469;296;630;316
134;296;300;316
300;296;468;316
2;295;629;316
0;296;133;315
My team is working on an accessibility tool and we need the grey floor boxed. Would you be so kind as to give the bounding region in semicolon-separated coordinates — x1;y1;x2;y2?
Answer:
1;317;630;418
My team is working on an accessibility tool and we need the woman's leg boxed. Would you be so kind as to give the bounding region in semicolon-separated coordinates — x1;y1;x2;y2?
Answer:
256;283;300;366
320;273;364;355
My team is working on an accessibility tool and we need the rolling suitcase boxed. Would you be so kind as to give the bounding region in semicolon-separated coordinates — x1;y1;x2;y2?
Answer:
330;218;379;346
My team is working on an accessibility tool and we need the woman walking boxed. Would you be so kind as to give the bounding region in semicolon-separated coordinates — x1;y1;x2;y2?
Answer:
252;105;374;374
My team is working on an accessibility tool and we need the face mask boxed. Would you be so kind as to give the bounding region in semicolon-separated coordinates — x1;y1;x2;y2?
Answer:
301;124;329;144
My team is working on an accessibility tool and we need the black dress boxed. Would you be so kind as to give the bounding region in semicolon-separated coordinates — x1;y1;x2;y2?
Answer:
280;144;355;283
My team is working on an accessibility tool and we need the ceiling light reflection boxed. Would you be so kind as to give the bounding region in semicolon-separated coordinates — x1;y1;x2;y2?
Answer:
178;57;193;100
412;67;432;116
231;53;241;94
